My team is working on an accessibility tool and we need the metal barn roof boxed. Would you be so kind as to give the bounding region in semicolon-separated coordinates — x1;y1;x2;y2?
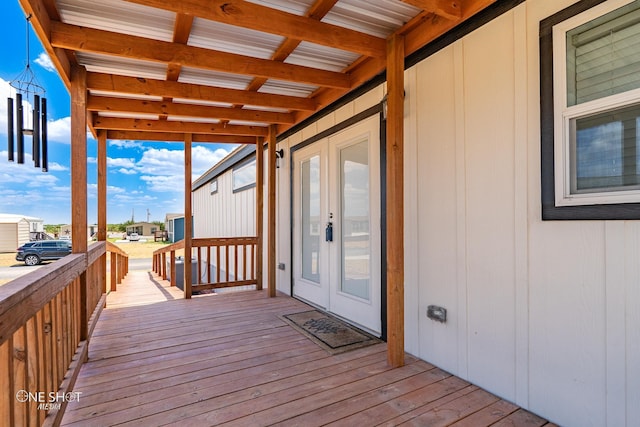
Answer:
19;0;497;143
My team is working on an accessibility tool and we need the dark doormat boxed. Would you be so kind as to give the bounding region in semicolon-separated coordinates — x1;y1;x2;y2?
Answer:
281;310;381;355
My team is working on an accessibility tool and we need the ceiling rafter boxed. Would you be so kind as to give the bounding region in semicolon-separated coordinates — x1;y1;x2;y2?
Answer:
281;0;498;133
87;95;295;124
50;22;351;89
86;72;317;112
21;0;499;141
106;131;256;144
93;116;269;136
123;0;386;58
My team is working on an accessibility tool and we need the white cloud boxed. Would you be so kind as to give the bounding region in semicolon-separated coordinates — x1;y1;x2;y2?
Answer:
109;140;142;149
107;157;136;168
118;168;137;175
35;52;56;73
47;117;71;143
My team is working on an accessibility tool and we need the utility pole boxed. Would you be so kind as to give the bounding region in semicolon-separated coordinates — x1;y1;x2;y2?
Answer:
146;208;151;222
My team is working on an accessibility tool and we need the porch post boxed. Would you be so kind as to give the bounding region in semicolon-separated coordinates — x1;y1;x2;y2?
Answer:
97;130;107;297
386;33;405;367
71;64;88;341
184;133;193;299
256;137;264;290
267;125;277;297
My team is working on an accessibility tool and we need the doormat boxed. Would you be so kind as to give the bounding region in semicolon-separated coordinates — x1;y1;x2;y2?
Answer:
281;310;381;355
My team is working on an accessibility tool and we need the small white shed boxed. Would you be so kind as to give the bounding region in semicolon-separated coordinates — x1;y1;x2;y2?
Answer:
0;214;41;252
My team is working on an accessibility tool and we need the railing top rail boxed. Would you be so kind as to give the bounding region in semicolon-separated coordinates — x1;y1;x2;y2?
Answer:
0;253;86;346
153;240;184;256
106;240;128;257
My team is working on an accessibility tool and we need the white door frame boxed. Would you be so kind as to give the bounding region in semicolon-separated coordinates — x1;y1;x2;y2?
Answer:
291;113;382;335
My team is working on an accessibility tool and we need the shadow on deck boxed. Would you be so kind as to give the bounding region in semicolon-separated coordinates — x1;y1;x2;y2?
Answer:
62;270;555;426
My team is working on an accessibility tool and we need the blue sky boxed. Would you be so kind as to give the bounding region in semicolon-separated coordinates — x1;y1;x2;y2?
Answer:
0;2;235;225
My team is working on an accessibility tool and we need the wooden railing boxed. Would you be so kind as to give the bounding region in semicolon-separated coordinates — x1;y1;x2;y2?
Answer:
0;241;128;426
152;237;259;293
106;241;128;292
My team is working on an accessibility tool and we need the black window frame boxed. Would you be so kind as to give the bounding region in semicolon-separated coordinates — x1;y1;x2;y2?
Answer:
540;0;640;220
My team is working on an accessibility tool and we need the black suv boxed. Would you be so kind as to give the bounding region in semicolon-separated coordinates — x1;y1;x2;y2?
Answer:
16;240;72;266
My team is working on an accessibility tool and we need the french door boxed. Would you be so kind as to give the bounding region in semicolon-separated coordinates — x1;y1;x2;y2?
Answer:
292;116;381;335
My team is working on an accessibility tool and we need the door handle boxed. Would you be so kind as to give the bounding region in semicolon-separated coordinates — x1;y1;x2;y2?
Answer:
325;222;333;242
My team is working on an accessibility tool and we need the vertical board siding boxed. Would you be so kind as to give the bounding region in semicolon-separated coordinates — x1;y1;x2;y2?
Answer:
463;10;517;401
414;46;459;374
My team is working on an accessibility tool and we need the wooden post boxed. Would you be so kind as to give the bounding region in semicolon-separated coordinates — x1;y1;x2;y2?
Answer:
97;130;107;297
71;64;88;342
184;134;193;299
386;34;405;368
256;137;264;290
267;126;277;297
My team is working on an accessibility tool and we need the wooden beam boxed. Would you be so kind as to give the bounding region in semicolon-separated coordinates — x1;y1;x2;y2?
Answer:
400;0;462;20
256;137;264;291
184;134;193;299
87;73;317;112
70;64;88;342
87;96;295;124
124;0;386;58
93;117;269;136
18;0;72;87
267;126;277;298
386;34;405;368
105;130;256;144
51;22;351;89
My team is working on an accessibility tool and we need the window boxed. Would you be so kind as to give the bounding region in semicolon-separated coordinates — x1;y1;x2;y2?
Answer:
541;0;640;219
232;158;256;192
209;180;218;194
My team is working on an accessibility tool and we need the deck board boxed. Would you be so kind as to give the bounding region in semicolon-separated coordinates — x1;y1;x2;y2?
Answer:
62;270;549;426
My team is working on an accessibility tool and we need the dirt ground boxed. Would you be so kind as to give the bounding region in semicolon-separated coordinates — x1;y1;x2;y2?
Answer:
0;240;171;268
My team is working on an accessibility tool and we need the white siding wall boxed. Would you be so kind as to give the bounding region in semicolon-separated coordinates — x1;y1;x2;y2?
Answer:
401;1;639;426
273;1;639;426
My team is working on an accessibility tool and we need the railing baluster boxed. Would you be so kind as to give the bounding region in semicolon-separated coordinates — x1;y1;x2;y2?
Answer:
216;245;221;283
207;246;211;284
170;251;176;287
225;245;230;283
251;243;255;280
197;247;202;285
0;340;11;427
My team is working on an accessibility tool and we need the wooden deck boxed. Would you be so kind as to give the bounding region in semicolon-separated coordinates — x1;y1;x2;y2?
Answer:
61;270;555;426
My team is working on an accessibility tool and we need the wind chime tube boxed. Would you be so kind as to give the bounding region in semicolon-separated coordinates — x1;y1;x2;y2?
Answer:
7;98;14;161
33;94;40;167
16;93;24;164
41;97;48;172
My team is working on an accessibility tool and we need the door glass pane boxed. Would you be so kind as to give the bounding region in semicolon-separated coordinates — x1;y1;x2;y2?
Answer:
340;140;370;300
301;156;320;283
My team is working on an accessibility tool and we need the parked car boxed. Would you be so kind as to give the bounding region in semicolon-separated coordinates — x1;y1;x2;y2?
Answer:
16;240;72;266
128;232;140;241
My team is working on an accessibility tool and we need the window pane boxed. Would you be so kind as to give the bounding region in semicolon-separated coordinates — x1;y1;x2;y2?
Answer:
232;159;256;191
572;103;640;192
340;140;370;300
301;156;320;283
567;2;640;106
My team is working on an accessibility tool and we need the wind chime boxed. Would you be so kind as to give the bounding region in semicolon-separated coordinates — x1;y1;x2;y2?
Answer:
7;14;48;172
